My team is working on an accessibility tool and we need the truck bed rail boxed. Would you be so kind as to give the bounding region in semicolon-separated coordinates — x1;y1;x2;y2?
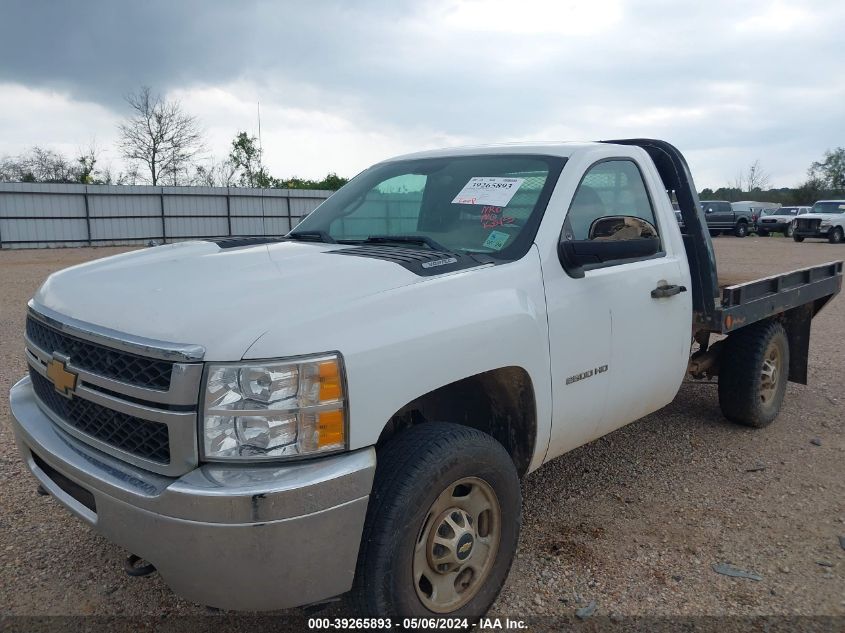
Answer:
716;261;843;333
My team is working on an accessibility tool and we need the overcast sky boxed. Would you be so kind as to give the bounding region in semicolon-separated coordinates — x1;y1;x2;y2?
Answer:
0;0;842;189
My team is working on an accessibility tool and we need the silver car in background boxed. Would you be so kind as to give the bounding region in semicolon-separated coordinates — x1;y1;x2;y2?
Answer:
758;206;811;236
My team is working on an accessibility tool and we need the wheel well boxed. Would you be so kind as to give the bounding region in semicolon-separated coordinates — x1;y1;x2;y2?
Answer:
377;367;537;477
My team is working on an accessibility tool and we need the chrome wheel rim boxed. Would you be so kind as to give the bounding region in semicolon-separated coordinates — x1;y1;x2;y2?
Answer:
760;341;782;404
413;477;501;613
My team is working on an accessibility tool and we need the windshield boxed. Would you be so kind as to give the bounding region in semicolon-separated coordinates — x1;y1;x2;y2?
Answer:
292;155;565;258
812;201;845;214
773;207;798;215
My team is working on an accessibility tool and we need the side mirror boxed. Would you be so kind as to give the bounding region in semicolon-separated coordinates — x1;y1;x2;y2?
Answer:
558;215;661;278
588;215;658;240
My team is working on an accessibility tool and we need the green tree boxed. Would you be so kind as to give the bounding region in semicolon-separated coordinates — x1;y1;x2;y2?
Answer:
808;148;845;190
319;172;349;190
229;132;272;188
75;144;99;184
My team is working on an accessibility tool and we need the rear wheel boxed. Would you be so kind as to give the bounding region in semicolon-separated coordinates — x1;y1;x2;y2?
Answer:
785;223;794;237
351;423;521;620
793;234;804;242
734;221;749;237
718;321;789;428
829;227;844;244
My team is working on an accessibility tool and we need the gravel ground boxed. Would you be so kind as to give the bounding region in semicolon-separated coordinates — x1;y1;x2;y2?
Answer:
0;237;843;621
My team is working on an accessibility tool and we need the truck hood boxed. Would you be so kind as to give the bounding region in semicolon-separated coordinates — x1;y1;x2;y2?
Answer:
34;240;424;360
799;213;844;221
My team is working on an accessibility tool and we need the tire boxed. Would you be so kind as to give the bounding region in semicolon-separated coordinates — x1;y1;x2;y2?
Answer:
793;234;805;242
785;224;794;238
718;321;789;428
734;221;749;238
350;423;521;621
829;227;844;244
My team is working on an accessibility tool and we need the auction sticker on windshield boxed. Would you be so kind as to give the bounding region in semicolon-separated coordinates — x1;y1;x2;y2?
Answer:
483;230;510;250
452;177;525;206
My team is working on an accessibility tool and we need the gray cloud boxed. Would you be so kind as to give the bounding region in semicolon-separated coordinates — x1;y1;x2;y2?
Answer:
0;0;843;187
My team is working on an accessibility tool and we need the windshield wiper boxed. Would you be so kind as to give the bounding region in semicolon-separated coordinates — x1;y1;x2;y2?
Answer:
360;234;451;252
287;230;337;244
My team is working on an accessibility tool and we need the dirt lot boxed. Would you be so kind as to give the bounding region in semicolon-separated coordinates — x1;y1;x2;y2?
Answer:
0;237;843;621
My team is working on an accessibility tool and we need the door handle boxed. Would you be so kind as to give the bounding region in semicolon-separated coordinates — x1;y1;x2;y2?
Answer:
651;283;687;298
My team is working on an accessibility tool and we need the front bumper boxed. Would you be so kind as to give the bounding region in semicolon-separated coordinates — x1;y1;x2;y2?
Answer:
9;376;375;611
758;221;788;232
793;228;831;239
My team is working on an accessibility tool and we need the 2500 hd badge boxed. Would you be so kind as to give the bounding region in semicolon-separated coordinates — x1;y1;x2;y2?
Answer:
566;364;609;385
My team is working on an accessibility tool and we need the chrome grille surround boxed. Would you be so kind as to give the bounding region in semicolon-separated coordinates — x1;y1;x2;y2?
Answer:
25;302;205;477
26;317;174;390
797;218;821;231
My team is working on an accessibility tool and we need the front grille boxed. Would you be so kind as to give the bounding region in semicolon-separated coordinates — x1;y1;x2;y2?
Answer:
26;317;173;390
797;218;820;231
30;369;171;464
760;218;777;224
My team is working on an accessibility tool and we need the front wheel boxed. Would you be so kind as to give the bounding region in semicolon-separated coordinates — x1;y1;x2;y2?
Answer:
785;223;795;237
718;321;789;427
351;423;521;620
734;222;749;237
829;227;844;244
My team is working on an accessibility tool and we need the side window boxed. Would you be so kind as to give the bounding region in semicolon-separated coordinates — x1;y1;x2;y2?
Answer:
328;174;426;239
563;159;659;241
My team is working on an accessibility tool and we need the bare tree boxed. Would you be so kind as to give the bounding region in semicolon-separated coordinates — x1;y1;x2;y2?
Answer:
118;86;204;185
0;147;76;182
116;163;142;186
0;155;18;182
745;159;770;192
192;158;239;187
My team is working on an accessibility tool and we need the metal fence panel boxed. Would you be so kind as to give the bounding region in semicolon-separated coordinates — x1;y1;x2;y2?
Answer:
88;192;161;218
0;183;333;249
90;217;162;241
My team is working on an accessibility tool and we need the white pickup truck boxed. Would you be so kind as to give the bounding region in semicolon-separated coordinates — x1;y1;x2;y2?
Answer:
792;199;845;243
9;139;842;620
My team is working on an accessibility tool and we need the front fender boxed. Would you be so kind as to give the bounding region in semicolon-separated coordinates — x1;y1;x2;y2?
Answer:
244;247;552;474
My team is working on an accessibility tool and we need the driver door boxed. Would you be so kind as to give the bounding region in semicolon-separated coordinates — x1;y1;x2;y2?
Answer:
544;158;691;458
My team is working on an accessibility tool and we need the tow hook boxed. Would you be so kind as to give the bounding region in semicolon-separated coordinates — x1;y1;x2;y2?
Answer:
124;554;157;577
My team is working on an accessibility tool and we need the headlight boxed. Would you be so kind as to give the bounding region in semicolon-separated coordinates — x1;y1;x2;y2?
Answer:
819;221;831;229
201;353;347;461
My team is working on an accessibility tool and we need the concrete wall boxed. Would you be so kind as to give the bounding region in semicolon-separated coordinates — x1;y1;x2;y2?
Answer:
0;183;333;249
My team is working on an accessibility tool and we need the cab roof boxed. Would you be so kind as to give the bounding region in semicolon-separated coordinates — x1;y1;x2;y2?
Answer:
381;141;608;163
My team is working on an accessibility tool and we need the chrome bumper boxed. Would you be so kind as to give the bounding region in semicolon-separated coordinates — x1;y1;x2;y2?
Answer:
9;376;375;611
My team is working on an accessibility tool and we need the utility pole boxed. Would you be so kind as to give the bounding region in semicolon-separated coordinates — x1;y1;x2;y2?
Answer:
257;101;263;154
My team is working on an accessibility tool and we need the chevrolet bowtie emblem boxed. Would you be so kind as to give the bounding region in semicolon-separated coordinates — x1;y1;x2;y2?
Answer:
46;357;78;397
